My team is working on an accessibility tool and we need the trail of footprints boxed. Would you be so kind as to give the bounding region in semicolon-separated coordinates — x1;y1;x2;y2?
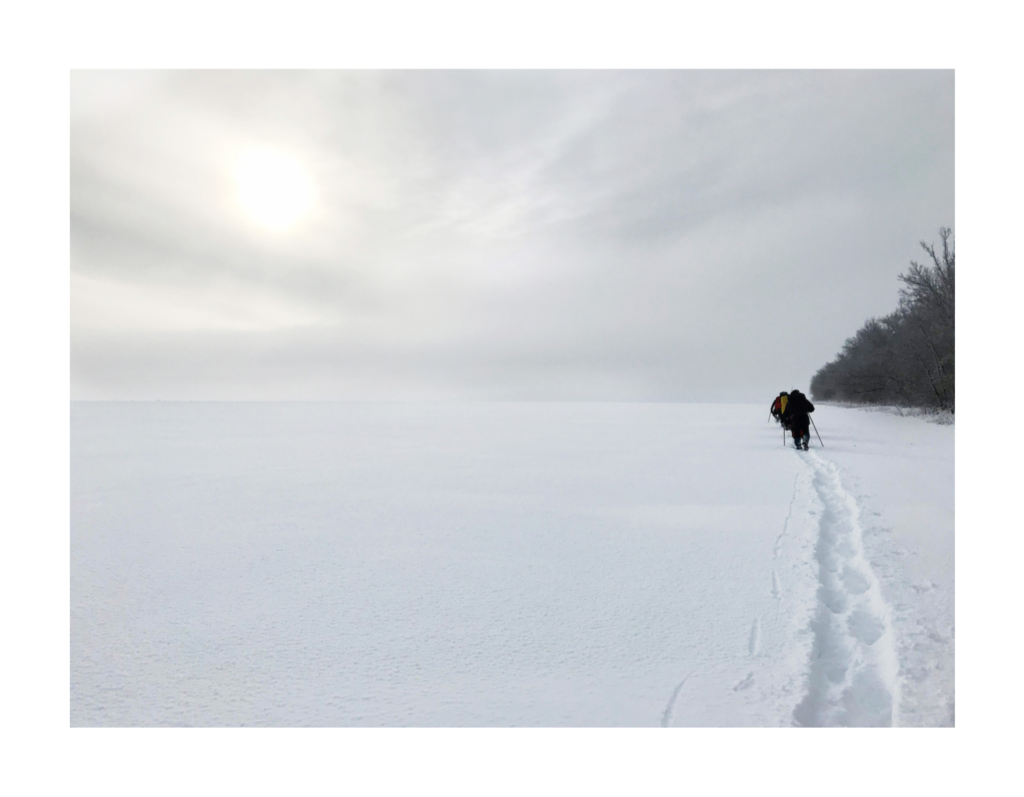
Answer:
661;456;900;726
792;453;900;727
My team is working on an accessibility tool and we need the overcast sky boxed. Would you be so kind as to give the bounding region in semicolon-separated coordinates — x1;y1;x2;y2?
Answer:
71;70;953;401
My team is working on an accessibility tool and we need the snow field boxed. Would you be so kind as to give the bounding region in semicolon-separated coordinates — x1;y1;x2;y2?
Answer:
805;405;955;727
70;401;952;726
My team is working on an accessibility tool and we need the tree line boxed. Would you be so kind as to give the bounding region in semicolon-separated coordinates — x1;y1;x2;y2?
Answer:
810;228;954;412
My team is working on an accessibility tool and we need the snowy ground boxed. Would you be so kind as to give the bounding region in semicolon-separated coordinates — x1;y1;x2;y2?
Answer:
70;402;953;726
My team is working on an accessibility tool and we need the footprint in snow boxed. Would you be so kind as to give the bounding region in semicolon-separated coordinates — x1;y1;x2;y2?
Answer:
841;565;871;595
748;619;761;657
734;672;755;691
847;607;886;646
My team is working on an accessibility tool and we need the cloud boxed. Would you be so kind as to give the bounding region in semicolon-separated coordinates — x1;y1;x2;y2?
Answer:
71;70;954;400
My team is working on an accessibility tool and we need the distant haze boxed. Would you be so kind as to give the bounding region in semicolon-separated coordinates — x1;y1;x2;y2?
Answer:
71;70;954;401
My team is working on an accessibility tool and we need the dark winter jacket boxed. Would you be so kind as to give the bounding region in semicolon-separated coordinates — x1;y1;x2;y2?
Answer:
781;391;814;426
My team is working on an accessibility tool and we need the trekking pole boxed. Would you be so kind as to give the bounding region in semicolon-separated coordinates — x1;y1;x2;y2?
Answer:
810;416;824;448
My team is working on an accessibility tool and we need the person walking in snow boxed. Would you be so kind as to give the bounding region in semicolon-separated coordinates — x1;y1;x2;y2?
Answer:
781;389;814;450
770;391;788;425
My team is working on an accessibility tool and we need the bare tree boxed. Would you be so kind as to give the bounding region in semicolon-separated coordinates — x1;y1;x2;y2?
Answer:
811;229;954;412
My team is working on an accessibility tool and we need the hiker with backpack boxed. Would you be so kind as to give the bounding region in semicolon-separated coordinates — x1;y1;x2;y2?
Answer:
781;389;814;450
770;392;789;426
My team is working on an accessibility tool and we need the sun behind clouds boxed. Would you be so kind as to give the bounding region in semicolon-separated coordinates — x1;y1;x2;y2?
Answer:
234;148;314;231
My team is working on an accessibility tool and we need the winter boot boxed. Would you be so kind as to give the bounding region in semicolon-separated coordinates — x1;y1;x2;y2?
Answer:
802;434;810;451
